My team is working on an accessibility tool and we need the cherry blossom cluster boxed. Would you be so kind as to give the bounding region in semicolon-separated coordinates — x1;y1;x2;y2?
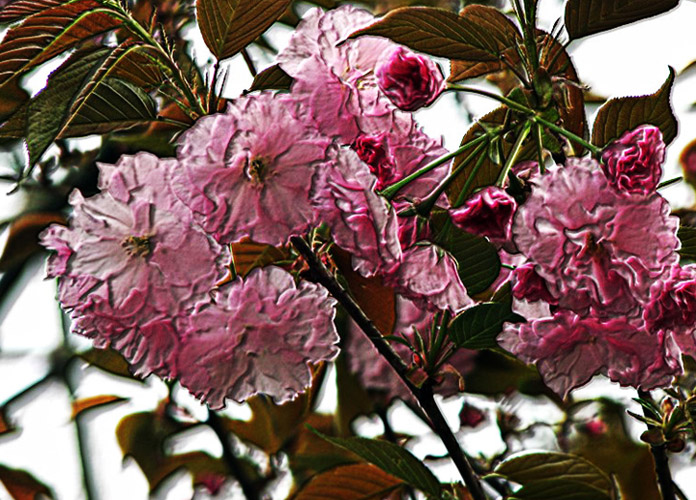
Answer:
40;5;462;407
497;126;696;396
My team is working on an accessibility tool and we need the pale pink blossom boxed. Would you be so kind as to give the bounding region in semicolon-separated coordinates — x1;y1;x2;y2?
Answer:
312;147;402;277
176;267;339;408
385;244;472;313
376;46;444;111
499;310;681;397
450;187;517;245
600;125;665;195
277;6;398;143
171;93;332;246
645;264;696;356
40;157;224;376
513;158;679;317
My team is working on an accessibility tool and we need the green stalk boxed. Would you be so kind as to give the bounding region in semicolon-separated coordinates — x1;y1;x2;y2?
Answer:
108;4;206;118
415;142;488;216
496;121;532;186
447;84;601;156
454;150;489;207
379;134;489;201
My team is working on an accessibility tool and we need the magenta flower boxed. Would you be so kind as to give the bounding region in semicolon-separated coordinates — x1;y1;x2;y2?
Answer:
450;187;517;245
352;132;397;191
499;310;681;397
376;46;445;111
513;158;679;317
312;147;402;277
176;267;339;408
171;93;332;246
40;155;224;376
600;124;665;195
385;244;472;313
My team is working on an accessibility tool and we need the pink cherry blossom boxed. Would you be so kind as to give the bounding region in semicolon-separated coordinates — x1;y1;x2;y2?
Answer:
385;244;472;313
312;147;402;277
645;264;696;356
513;158;679;318
450;187;517;245
171;93;332;246
176;266;339;408
40;156;224;376
376;46;444;111
277;6;398;143
499;310;682;397
600;125;665;195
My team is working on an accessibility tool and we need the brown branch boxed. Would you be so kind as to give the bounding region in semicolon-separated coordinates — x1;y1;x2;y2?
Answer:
638;390;676;500
290;236;488;500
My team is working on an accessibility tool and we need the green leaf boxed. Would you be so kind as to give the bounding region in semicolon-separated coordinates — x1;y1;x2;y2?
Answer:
448;302;524;349
196;0;241;58
511;479;612;500
437;227;501;295
348;6;518;61
292;464;403;500
0;464;54;499
564;0;679;40
677;225;696;261
311;430;441;497
9;47;157;162
592;67;678;148
462;350;547;396
249;64;294;92
196;0;292;60
448;5;522;83
0;0;122;91
494;451;614;494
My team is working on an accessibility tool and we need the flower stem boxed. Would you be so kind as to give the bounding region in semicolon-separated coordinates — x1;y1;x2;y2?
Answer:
290;236;488;500
496;121;532;187
658;176;683;190
379;134;489;201
638;390;677;500
446;84;601;156
416;141;488;215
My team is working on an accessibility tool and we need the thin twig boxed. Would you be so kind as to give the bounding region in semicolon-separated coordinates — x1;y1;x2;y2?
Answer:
242;49;257;78
290;236;488;500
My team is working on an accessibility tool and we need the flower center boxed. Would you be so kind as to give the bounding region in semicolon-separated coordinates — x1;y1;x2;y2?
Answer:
245;157;266;185
121;235;152;258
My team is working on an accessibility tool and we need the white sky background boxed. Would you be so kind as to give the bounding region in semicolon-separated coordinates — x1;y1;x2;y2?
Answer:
2;0;696;498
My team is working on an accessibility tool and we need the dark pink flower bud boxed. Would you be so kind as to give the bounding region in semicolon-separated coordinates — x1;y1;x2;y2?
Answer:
449;186;517;244
600;124;665;194
376;47;444;111
353;133;398;190
459;403;486;428
512;262;557;304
